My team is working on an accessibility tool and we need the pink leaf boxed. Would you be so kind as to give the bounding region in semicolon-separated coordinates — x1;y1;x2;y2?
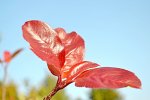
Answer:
75;67;141;89
55;28;67;40
61;32;85;73
22;20;65;76
47;64;61;76
65;61;100;81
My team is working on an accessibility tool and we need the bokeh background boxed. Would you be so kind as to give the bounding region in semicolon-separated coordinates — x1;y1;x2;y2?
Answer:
0;0;150;100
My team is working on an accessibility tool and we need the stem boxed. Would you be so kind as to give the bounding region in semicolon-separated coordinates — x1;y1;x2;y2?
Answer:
2;63;8;100
43;76;61;100
43;86;60;100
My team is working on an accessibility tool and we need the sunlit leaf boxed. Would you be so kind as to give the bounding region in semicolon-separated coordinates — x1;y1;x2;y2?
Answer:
63;32;85;66
47;64;61;76
75;67;141;89
61;32;85;76
64;61;100;81
55;28;67;40
22;20;65;76
55;28;85;68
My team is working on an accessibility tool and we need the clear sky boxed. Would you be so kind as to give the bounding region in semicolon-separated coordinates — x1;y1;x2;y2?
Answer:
0;0;150;100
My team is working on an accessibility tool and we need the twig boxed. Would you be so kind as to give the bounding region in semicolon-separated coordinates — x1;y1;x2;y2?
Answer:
43;87;59;100
43;76;62;100
2;63;8;100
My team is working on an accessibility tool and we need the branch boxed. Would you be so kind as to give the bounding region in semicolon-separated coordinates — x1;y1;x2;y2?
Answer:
43;76;61;100
2;63;8;100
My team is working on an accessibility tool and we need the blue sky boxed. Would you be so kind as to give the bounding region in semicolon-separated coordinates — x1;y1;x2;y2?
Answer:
0;0;150;100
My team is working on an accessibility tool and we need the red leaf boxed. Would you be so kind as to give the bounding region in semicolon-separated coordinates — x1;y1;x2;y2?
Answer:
75;67;141;89
54;29;85;76
65;61;100;81
55;28;66;40
61;32;85;73
22;20;65;76
47;64;61;76
3;51;11;63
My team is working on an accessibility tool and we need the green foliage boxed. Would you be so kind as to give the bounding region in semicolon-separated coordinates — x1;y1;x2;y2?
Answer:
0;81;19;100
25;76;68;100
0;76;68;100
89;89;122;100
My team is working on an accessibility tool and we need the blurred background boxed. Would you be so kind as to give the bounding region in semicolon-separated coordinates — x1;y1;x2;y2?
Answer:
0;0;150;100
